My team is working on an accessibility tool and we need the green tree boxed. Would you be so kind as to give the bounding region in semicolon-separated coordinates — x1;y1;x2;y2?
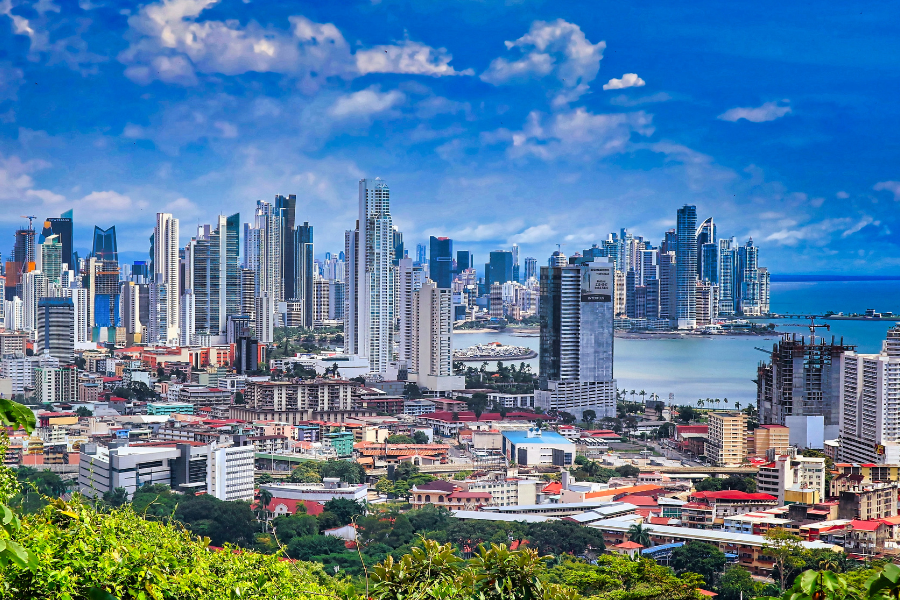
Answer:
286;534;348;561
257;488;273;520
523;521;606;556
102;487;129;508
319;460;366;484
582;409;596;424
627;522;652;547
322;498;365;526
544;555;704;600
717;564;761;600
74;406;93;417
175;495;257;547
407;505;453;534
764;528;808;591
671;541;726;588
288;462;322;483
412;431;429;445
387;434;416;444
375;476;394;495
466;392;490;420
615;464;640;478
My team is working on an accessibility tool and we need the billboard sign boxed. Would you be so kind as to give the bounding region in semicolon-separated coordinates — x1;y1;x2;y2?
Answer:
581;261;613;302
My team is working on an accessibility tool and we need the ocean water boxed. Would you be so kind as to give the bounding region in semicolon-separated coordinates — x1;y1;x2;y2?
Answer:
452;279;900;408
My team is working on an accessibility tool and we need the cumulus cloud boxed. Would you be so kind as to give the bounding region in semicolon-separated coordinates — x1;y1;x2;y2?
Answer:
480;19;604;103
328;87;405;119
873;181;900;201
356;40;473;76
119;0;469;88
602;73;645;90
764;216;877;246
499;107;653;160
718;100;792;123
509;224;556;244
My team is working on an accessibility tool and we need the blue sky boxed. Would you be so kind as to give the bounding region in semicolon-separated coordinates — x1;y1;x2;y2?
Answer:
1;0;899;274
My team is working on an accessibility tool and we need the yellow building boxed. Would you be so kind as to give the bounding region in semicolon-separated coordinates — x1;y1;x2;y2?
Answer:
750;424;790;457
706;412;748;466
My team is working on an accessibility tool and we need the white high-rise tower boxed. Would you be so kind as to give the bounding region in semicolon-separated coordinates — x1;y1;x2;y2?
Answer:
348;178;395;373
151;212;180;346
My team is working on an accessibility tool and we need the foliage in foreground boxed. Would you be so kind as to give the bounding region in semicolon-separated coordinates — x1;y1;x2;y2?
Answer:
1;497;350;600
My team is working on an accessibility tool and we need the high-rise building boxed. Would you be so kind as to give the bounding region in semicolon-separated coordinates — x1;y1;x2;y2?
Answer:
40;211;74;270
252;200;283;302
183;214;240;343
22;269;48;333
839;327;900;463
738;239;760;316
706;412;747;466
392;228;405;267
486;250;514;287
658;251;676;323
456;250;472;274
695;280;718;328
536;258;617;419
121;281;149;339
411;280;463;391
397;257;425;365
758;333;854;440
328;280;345;321
429;236;453;288
62;286;89;343
86;226;120;329
415;243;427;265
696;217;716;277
36;297;75;363
759;267;770;314
294;222;314;328
548;250;567;268
511;243;520;282
675;205;698;329
717;238;736;317
275;194;296;300
255;292;275;343
346;178;394;373
239;268;256;327
38;234;63;284
34;365;78;403
151;213;180;346
524;257;537;281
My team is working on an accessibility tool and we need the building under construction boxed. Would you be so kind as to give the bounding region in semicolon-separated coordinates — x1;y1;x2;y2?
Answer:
757;333;855;439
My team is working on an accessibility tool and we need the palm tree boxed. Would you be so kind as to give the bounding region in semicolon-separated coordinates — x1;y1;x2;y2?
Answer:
723;397;729;408
697;399;705;408
258;488;273;522
630;390;637;403
734;402;741;412
639;390;647;404
627;523;652;547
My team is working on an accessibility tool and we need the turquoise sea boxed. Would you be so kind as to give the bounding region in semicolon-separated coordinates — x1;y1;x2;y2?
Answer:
452;279;900;408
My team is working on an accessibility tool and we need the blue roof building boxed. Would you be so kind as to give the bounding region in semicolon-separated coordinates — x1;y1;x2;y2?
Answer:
501;428;575;467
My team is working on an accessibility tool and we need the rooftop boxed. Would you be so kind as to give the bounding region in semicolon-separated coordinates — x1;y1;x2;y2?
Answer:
502;429;573;445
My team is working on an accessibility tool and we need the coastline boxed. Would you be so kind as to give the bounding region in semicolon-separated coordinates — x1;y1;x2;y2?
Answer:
454;350;538;362
616;331;779;340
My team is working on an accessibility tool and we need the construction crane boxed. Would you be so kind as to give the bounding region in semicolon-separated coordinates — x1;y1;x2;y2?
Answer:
779;317;831;343
19;215;37;230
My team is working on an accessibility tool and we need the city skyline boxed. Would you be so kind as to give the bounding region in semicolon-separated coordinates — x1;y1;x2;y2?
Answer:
1;2;899;274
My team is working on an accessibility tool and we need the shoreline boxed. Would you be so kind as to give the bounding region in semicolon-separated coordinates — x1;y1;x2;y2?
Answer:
616;331;778;340
454;350;538;362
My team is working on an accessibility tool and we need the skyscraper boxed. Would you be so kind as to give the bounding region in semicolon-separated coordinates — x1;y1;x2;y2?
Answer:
40;210;74;270
717;238;736;316
675;205;698;329
737;239;760;316
347;178;395;373
151;213;180;346
252;200;283;301
486;250;514;287
429;236;453;288
87;226;120;329
398;257;425;365
183;214;240;343
415;243;427;265
524;257;537;281
456;250;472;274
275;194;296;300
294;222;314;328
39;234;63;285
536;258;617;419
696;217;716;277
411;280;463;391
511;243;520;282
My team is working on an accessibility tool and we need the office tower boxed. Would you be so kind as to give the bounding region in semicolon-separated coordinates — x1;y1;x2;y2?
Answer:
39;234;63;284
456;250;472;274
696;217;716;277
706;412;747;466
252;200;283;301
658;252;676;324
182;214;240;343
489;283;503;319
759;267;770;314
675;205;698;329
392;227;404;267
700;243;718;283
36;297;75;362
62;286;89;343
485;250;514;288
347;178;394;373
838;327;900;463
410;280;462;391
255;292;275;343
695;281;718;327
429;236;453;288
415;243;427;265
151;213;180;345
397;257;426;365
275;194;296;300
40;211;74;271
737;239;760;316
625;270;637;319
87;226;120;329
645;278;660;319
242;222;260;271
524;257;537;281
294;222;314;328
329;280;345;321
640;249;658;285
758;333;853;440
132;261;150;283
548;250;567;268
661;229;677;254
717;238;736;316
536;258;617;419
617;228;634;273
511;243;520;282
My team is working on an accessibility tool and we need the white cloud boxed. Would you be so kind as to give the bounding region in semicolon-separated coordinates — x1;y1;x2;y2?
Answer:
356;40;473;77
609;92;672;107
480;19;604;103
503;107;653;160
120;0;468;87
328;87;405;119
509;224;556;244
425;221;524;243
873;181;900;201
836;191;850;199
718;100;792;123
602;73;645;90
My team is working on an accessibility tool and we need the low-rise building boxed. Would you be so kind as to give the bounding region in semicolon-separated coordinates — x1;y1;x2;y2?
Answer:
837;482;898;521
756;451;826;504
705;412;747;466
501;428;575;467
682;490;779;528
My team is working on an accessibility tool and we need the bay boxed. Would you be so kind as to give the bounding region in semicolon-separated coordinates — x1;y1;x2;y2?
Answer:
452;279;900;408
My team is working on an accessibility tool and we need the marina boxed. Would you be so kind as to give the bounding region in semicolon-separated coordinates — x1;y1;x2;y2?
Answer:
453;341;538;362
